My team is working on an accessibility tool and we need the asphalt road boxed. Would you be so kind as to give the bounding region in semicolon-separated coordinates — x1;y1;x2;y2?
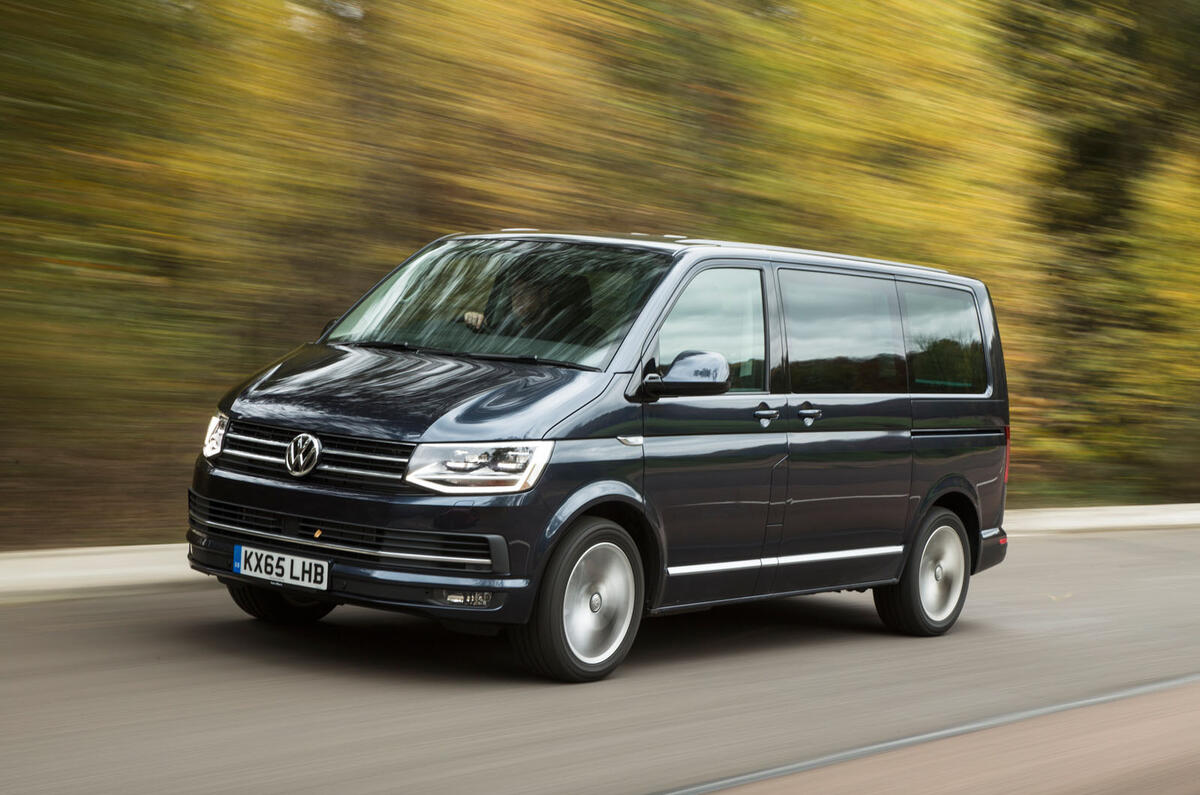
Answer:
738;680;1200;794
4;528;1200;794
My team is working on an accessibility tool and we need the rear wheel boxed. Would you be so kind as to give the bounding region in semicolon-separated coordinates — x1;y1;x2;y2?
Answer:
511;517;643;682
874;509;970;636
226;582;336;624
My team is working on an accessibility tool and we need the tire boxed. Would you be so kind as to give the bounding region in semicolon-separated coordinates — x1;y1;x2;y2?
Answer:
226;582;336;625
511;516;644;682
874;509;970;636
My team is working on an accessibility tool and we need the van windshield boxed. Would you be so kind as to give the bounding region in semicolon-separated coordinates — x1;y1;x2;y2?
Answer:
326;239;674;370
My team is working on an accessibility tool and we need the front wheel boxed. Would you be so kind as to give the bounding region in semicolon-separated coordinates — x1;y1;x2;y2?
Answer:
226;582;336;624
874;509;970;636
510;517;644;682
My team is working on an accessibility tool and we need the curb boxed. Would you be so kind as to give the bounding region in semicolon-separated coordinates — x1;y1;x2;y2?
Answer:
0;542;202;600
3;504;1199;600
1003;503;1200;535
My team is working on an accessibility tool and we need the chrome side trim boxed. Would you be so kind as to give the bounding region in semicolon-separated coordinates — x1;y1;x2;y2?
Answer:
771;546;904;567
188;512;492;566
666;558;762;576
980;527;1001;539
617;435;644;446
667;545;904;576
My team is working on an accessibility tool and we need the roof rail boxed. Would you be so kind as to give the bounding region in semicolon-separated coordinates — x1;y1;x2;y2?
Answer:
676;239;947;273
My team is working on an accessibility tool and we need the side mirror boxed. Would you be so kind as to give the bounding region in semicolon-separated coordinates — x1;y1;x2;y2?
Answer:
319;318;338;338
643;350;731;398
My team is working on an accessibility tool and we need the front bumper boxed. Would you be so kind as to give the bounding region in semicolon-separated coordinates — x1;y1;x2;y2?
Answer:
188;526;534;623
187;453;561;623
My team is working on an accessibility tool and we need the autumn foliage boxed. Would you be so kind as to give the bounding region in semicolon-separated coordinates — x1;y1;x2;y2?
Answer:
3;0;1199;547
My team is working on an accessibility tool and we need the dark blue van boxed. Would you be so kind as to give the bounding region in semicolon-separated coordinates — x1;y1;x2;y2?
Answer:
188;232;1009;681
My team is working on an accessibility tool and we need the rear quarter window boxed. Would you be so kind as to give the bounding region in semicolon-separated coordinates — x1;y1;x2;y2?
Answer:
898;282;988;394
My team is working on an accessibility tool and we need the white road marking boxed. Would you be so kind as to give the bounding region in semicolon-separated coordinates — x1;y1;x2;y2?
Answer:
662;671;1200;795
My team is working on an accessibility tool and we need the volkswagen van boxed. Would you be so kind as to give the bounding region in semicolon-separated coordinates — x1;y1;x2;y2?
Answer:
188;232;1009;681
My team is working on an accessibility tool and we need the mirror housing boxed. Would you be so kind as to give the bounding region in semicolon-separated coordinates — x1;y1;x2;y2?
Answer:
643;350;731;398
320;318;338;338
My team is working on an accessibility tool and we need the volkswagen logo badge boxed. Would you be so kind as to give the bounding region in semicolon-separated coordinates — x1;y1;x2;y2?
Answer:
284;433;322;477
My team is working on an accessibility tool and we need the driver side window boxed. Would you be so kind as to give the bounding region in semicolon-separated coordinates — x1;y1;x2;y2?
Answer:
657;267;766;392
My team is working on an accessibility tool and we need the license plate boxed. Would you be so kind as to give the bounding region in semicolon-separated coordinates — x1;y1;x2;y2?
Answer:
233;544;329;591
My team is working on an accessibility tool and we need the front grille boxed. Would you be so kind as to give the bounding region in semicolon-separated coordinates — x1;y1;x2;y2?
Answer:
218;420;420;493
188;492;497;572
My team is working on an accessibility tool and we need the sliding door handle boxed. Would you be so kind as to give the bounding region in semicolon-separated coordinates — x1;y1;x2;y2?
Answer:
797;403;823;426
754;408;780;420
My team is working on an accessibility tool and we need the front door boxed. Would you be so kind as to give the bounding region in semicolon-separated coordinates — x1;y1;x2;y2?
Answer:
767;266;913;594
642;264;788;606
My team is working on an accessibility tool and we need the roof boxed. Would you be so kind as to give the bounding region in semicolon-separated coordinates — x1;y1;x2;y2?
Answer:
451;230;949;276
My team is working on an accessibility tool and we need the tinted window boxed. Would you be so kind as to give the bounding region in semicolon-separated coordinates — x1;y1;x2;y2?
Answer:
898;282;987;393
779;269;905;394
657;268;766;392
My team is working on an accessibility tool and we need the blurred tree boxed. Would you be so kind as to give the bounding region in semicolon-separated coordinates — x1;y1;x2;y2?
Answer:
999;0;1200;491
2;0;1199;547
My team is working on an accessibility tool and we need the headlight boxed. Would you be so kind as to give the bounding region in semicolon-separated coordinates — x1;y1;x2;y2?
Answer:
405;441;554;494
202;413;228;458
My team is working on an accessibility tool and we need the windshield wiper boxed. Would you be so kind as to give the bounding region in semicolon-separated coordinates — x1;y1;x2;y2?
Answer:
456;352;601;372
335;341;599;371
336;340;457;356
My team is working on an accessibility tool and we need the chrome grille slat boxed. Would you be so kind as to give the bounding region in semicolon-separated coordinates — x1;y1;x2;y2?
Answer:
322;447;409;465
199;520;490;565
295;525;490;554
225;433;287;447
223;448;285;464
189;509;279;534
315;463;407;480
218;420;418;492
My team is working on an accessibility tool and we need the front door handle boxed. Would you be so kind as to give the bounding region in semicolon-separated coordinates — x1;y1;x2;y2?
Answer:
754;408;780;420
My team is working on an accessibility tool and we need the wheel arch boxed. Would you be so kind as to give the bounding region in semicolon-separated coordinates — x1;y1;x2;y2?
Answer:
534;480;668;611
909;478;983;573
